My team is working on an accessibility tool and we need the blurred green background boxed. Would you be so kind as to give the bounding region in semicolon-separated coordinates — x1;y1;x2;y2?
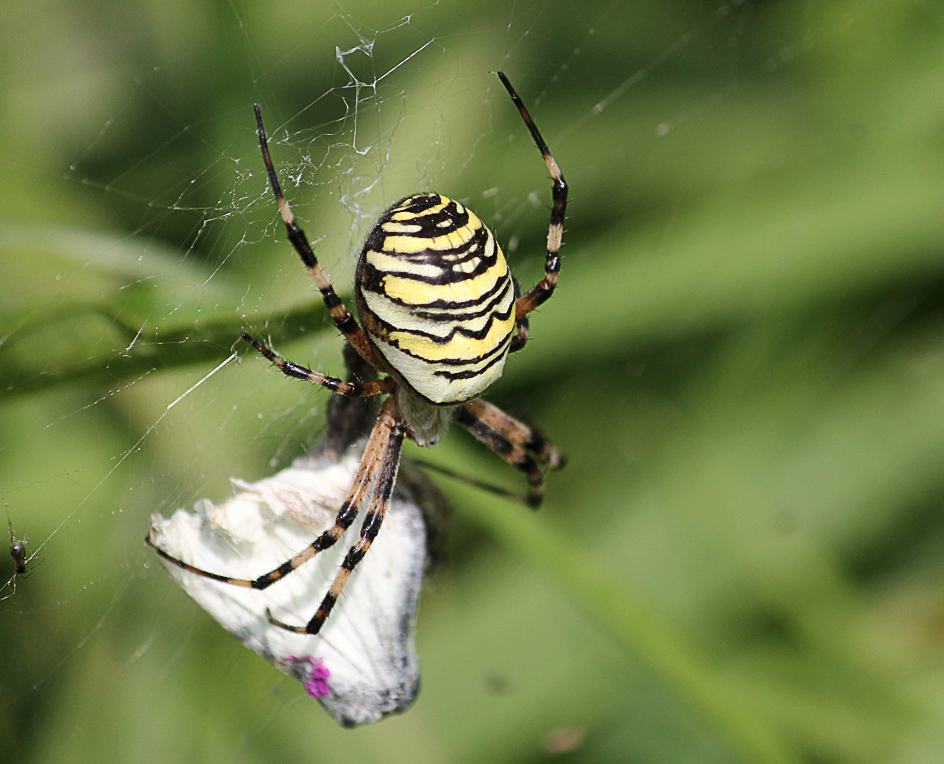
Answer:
3;0;944;762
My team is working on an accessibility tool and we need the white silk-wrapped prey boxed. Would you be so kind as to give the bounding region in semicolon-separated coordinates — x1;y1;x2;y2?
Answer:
149;450;430;727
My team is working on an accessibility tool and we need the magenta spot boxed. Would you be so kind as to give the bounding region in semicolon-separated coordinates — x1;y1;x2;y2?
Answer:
288;656;330;699
286;655;331;698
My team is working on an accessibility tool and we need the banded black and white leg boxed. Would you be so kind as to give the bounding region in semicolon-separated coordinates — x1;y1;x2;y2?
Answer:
146;398;405;635
508;277;531;354
253;104;379;368
454;397;565;507
496;73;568;340
268;398;406;634
240;332;393;398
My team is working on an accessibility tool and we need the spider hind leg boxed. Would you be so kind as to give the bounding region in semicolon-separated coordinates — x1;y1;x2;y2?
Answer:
455;398;564;508
268;398;406;634
144;402;398;594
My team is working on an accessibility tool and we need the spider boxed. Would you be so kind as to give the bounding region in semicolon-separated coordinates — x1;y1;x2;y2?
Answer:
2;519;42;601
147;72;566;635
9;519;41;578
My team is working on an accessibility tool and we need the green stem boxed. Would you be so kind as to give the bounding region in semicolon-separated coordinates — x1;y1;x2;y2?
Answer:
458;497;798;764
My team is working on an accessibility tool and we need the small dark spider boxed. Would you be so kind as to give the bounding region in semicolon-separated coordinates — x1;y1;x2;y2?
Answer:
2;519;42;601
148;72;567;635
9;519;37;578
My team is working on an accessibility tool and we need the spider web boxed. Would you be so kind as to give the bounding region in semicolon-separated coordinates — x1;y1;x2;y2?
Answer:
3;0;943;762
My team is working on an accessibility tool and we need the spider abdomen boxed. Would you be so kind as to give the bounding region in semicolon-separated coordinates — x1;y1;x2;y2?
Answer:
355;193;516;406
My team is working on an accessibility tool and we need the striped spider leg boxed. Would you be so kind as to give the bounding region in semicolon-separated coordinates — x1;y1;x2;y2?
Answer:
412;399;565;507
147;72;566;636
497;71;568;351
148;395;406;635
455;398;566;507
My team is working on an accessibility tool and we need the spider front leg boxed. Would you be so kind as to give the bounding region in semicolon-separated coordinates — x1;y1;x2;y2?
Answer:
496;72;568;330
455;398;565;508
508;277;530;354
240;332;393;398
254;104;380;367
268;398;407;634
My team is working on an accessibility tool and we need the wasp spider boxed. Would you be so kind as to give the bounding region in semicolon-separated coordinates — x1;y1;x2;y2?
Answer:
147;72;566;635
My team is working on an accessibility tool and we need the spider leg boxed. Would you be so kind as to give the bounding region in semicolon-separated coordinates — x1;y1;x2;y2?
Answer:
454;397;565;508
408;457;533;505
254;104;379;367
145;400;400;591
320;343;382;459
267;398;406;634
496;73;568;332
241;333;393;398
508;277;530;354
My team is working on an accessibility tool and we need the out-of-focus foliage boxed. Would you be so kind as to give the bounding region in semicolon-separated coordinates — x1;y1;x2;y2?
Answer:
2;1;944;763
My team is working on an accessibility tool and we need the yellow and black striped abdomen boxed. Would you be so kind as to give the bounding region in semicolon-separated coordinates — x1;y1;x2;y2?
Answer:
355;193;515;405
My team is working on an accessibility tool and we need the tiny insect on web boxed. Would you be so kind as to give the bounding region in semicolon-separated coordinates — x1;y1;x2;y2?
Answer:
2;519;43;601
147;71;566;638
9;520;30;576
